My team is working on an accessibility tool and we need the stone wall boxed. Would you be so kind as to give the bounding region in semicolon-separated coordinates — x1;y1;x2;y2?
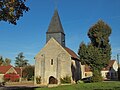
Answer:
35;38;71;85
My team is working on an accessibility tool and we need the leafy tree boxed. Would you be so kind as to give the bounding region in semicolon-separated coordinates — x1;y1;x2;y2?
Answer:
0;56;11;66
15;52;28;67
78;20;112;82
22;65;34;81
0;56;4;66
4;58;11;65
78;42;88;65
0;0;29;25
79;43;103;69
88;20;112;66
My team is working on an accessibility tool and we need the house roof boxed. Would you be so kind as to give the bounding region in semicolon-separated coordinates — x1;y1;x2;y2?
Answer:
64;47;79;60
0;65;21;75
14;67;21;76
0;65;12;74
85;65;92;72
102;60;116;71
47;9;64;34
84;60;117;72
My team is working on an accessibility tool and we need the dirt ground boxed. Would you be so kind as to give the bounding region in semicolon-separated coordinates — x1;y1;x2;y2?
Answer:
6;81;34;86
0;81;38;90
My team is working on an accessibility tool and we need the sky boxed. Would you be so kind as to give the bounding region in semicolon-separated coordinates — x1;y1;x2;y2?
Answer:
0;0;120;65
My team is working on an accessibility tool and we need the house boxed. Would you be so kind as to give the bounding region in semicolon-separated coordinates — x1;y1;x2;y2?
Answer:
81;60;118;80
101;60;118;80
0;65;21;82
34;9;81;85
81;65;92;79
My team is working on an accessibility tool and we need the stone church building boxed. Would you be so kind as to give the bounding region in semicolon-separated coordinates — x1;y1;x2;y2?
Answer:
34;10;81;85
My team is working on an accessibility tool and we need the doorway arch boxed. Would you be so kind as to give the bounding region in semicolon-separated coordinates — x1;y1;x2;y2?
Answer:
49;76;58;84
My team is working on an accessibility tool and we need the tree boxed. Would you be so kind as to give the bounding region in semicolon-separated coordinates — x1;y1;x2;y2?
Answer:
4;58;11;65
22;65;34;81
15;52;28;67
0;56;11;66
78;43;104;82
0;0;29;25
78;42;88;65
0;56;4;66
78;20;112;82
88;20;112;66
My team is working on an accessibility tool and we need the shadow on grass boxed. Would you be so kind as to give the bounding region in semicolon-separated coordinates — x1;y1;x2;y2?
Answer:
0;86;41;90
93;87;120;90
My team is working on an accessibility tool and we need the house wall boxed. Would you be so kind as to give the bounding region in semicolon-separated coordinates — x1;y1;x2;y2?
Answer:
84;72;93;78
0;74;4;82
101;70;109;80
109;61;118;80
112;61;118;71
81;65;85;79
6;67;17;74
81;65;92;79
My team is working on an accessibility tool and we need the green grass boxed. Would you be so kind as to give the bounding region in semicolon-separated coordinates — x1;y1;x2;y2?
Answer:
35;82;120;90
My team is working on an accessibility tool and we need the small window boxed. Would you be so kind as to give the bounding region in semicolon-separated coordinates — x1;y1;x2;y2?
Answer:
51;59;53;65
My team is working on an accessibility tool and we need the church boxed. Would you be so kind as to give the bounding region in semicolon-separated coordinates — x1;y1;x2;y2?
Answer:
34;9;81;85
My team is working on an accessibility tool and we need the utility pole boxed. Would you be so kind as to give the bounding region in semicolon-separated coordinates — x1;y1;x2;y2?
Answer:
117;54;119;66
117;53;120;81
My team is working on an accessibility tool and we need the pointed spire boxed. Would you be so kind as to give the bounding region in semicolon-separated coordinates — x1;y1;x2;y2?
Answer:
47;9;64;34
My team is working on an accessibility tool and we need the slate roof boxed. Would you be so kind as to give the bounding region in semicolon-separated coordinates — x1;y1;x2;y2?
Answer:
47;9;64;34
64;47;79;60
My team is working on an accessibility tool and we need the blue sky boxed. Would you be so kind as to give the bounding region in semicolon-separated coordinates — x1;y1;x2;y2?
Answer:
0;0;120;65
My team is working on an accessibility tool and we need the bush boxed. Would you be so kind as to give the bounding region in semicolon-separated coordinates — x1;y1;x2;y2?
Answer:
36;76;41;84
60;76;71;84
22;65;34;81
91;70;103;82
4;73;20;82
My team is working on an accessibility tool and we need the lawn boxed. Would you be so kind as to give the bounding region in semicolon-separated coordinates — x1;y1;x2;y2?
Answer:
35;82;120;90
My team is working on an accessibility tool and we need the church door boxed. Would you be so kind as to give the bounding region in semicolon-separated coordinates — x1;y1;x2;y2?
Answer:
49;76;58;84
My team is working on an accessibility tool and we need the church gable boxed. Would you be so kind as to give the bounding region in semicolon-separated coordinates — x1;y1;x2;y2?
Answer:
35;38;73;84
35;38;70;59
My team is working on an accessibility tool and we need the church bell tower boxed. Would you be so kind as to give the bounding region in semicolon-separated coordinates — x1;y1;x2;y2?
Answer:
46;9;65;47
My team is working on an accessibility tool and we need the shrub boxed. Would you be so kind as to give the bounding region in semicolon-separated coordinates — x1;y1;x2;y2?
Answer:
91;70;103;82
36;76;41;84
22;65;34;81
4;73;20;82
60;76;71;84
4;74;10;82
